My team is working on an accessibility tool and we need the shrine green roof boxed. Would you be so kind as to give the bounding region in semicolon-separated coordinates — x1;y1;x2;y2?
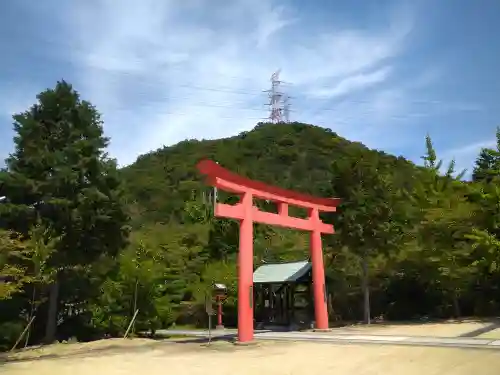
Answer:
253;261;311;284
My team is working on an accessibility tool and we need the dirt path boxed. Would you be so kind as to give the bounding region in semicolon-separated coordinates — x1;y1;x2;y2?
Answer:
3;339;500;375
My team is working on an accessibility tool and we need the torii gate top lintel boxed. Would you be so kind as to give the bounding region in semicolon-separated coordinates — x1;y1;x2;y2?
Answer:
197;159;340;210
197;159;340;234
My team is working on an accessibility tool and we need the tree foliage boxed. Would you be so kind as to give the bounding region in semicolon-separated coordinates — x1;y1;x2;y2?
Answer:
1;81;500;350
0;81;129;345
0;230;34;300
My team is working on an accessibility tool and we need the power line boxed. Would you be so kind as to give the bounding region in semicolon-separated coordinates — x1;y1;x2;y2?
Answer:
110;108;264;121
82;69;476;111
0;56;486;128
108;97;268;112
2;58;481;113
2;37;496;110
1;68;478;121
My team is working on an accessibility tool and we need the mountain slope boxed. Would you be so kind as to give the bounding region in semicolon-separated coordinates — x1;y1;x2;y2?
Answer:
121;122;422;227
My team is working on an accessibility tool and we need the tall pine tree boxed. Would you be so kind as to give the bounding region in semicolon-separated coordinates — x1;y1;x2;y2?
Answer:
0;81;130;343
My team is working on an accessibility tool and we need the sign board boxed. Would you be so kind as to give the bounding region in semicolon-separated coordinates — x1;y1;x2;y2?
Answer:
205;294;214;345
205;295;214;315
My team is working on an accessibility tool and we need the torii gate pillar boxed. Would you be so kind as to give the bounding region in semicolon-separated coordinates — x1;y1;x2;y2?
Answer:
197;160;340;343
238;192;254;341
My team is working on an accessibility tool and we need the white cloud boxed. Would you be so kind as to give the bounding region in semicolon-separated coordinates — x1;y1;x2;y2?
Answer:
441;139;497;176
252;4;296;48
7;0;418;166
306;67;393;99
443;140;496;160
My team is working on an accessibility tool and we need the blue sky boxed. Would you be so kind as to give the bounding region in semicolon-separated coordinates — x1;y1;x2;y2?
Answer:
0;0;499;176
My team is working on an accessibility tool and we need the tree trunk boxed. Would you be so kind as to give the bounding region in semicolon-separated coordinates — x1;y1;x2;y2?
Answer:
362;256;371;324
133;279;139;313
327;292;334;321
25;286;37;348
452;289;461;318
44;280;59;344
132;279;139;335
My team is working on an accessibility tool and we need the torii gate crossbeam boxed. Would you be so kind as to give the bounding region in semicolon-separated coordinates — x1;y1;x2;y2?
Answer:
197;160;340;343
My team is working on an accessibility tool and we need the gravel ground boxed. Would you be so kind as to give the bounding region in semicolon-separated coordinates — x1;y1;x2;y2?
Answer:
2;338;500;375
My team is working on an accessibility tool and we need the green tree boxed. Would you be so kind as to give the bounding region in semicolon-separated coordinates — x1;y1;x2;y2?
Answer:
0;230;33;300
409;135;474;317
419;190;476;317
0;81;130;343
22;224;60;346
331;150;408;323
472;127;500;182
88;240;174;337
464;179;500;313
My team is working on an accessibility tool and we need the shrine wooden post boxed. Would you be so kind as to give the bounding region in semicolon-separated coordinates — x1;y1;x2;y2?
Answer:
197;160;340;343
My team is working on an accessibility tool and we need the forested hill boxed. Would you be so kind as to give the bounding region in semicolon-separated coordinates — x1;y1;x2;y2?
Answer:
121;122;422;227
116;120;500;328
3;82;500;352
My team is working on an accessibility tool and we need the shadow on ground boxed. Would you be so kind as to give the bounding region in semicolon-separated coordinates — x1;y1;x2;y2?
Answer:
458;319;500;338
0;337;216;365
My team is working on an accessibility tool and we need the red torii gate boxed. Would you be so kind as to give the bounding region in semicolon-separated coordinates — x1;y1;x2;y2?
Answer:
197;160;340;343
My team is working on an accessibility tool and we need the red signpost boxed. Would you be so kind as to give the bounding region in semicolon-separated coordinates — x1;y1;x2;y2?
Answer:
197;160;340;343
216;295;223;328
